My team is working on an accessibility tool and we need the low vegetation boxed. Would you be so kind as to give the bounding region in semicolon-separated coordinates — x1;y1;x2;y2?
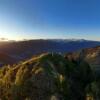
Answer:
0;53;99;100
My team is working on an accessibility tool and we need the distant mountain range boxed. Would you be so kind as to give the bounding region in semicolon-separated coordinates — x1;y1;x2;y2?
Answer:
0;39;99;65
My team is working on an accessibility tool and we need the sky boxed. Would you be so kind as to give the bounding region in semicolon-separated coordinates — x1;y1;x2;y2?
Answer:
0;0;100;41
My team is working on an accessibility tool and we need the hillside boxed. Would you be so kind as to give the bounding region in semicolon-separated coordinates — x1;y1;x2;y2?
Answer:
0;53;93;100
0;39;99;65
65;46;100;71
0;52;17;65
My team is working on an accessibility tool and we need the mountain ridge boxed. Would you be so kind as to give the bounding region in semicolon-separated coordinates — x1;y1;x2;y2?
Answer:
0;39;99;65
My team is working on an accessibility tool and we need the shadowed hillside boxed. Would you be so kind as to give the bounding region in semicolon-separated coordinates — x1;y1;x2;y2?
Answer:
0;39;100;65
0;52;17;65
65;46;100;72
64;46;100;100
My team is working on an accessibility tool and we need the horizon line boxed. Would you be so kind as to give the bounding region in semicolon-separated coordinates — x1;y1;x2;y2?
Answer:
0;38;100;42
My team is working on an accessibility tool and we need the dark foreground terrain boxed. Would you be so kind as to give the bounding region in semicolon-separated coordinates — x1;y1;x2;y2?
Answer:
0;45;100;100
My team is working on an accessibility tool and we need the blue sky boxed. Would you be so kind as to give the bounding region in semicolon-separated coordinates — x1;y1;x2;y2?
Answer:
0;0;100;41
